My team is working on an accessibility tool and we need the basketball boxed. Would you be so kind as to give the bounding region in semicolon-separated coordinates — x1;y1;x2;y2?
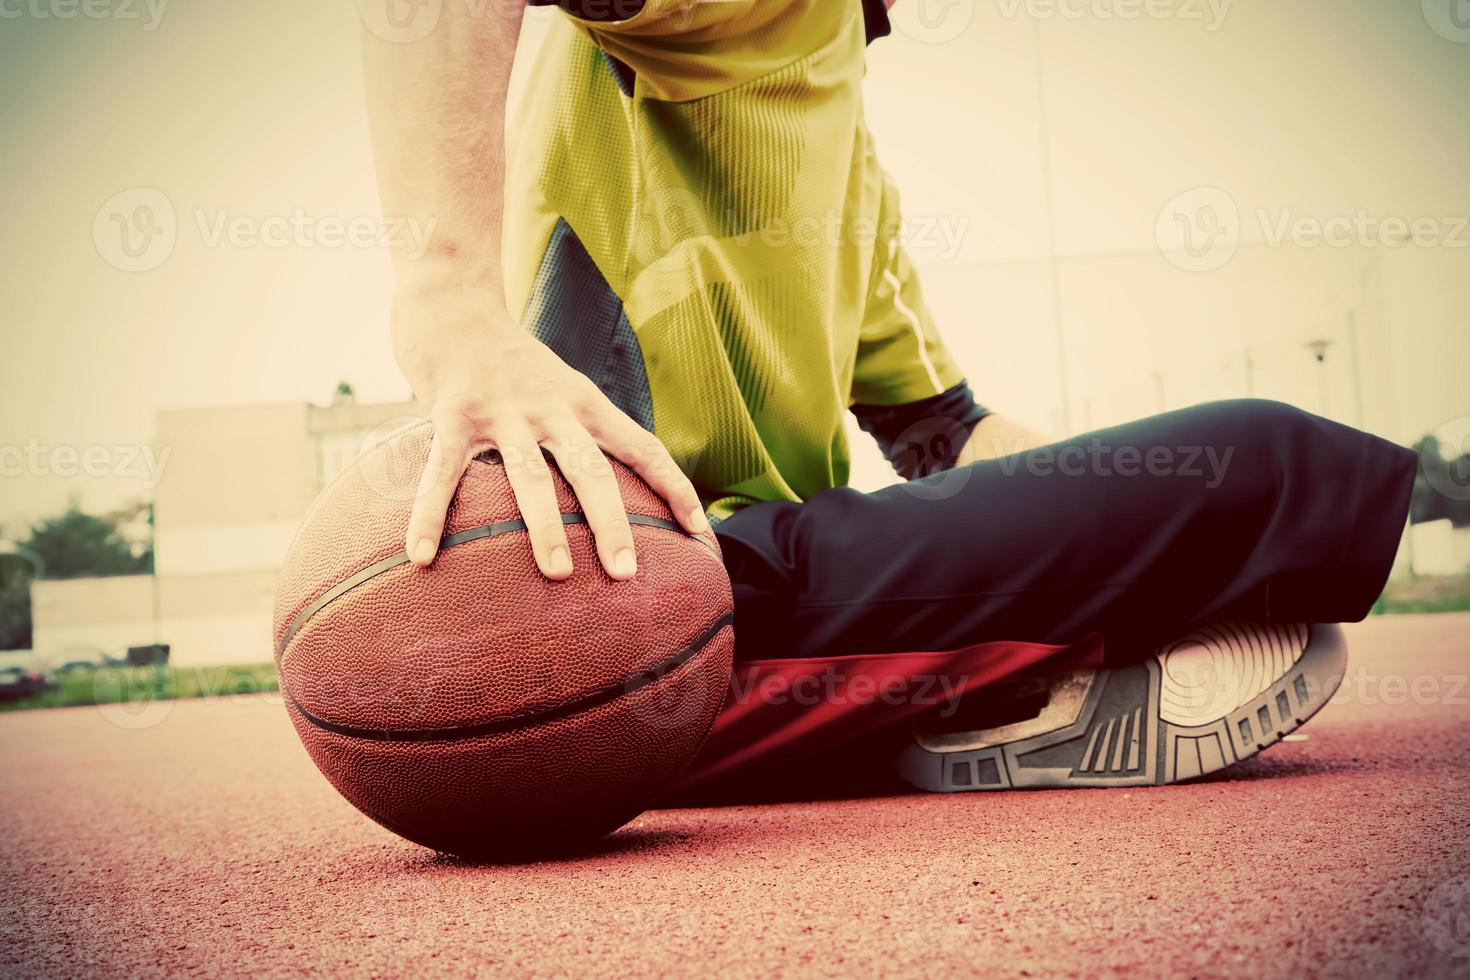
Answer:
272;421;734;859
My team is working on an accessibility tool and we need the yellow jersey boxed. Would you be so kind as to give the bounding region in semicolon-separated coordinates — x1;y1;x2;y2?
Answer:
504;0;963;518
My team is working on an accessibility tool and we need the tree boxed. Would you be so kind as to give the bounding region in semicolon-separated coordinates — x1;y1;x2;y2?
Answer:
0;505;154;650
22;506;152;580
0;566;31;650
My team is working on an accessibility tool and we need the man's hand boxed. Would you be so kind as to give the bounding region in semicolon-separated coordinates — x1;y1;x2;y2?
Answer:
361;1;704;581
395;287;708;581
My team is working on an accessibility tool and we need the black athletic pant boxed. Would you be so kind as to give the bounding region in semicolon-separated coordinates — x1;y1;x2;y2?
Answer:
714;399;1417;666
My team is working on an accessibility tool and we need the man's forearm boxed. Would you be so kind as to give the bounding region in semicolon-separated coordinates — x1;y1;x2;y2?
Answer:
361;2;526;298
957;414;1050;465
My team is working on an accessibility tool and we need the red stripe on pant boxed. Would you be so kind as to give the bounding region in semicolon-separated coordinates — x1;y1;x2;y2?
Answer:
672;635;1105;793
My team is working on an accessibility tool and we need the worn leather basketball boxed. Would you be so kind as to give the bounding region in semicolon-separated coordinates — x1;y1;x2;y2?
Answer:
272;420;734;859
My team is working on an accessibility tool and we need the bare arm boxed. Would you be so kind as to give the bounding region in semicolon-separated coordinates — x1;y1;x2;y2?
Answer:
957;414;1051;465
362;3;707;580
362;2;519;308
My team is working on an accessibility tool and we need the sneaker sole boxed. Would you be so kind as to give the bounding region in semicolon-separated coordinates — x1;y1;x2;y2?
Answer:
897;622;1347;792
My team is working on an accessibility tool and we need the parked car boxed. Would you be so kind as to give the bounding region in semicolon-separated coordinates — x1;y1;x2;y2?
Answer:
0;651;55;701
48;647;117;675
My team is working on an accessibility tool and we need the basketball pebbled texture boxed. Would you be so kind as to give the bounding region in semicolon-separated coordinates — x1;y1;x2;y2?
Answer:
272;420;734;859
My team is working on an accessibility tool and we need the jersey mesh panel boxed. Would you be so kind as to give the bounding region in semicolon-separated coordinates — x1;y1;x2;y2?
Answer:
504;5;960;518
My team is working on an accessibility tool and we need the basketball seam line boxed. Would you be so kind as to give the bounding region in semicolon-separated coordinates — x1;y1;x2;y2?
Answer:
284;612;734;743
275;512;715;661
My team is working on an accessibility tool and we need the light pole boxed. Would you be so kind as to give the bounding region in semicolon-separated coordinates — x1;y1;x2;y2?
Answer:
1032;18;1071;435
1305;338;1331;415
1344;312;1366;428
1360;235;1413;578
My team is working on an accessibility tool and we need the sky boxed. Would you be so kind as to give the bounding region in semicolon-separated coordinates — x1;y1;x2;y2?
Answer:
1;0;1467;522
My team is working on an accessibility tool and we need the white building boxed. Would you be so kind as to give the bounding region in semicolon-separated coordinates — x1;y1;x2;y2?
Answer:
30;394;421;667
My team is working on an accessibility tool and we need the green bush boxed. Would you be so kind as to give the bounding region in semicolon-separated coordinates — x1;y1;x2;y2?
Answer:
0;662;279;712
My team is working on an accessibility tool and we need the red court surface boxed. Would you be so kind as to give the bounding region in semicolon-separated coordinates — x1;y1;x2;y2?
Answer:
3;614;1468;978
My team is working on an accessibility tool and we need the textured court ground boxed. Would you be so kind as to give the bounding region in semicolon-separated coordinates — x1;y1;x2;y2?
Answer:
2;614;1468;978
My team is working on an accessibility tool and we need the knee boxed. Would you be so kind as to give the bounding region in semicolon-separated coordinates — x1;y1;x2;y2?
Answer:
1203;398;1312;430
1169;400;1329;495
1191;399;1319;452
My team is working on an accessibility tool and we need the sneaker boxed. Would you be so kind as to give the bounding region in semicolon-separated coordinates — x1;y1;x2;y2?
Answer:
897;622;1346;791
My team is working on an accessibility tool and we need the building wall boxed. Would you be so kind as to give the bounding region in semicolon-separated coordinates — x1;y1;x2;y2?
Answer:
155;403;317;531
1408;520;1470;578
31;575;155;664
29;398;421;667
